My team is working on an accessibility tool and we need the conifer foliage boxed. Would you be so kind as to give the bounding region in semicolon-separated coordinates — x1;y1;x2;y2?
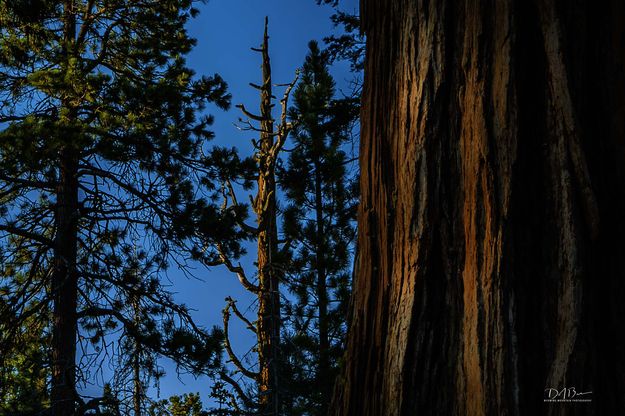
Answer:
316;0;364;72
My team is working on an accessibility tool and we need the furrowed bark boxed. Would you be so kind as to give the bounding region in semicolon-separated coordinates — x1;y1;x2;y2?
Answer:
331;1;625;415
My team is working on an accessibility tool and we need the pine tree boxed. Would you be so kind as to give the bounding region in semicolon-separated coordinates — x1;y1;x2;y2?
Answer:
278;41;357;416
0;2;243;414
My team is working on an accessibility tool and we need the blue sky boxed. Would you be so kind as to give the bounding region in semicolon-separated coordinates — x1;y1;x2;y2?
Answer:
135;0;358;407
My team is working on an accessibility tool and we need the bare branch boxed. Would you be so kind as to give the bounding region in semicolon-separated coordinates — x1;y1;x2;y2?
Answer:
225;179;258;234
0;224;54;247
223;301;260;380
84;18;123;73
76;0;97;47
271;70;300;159
225;296;257;334
220;371;257;411
217;243;260;293
236;104;268;122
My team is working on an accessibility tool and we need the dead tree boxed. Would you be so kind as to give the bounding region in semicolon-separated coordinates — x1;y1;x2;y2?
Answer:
216;18;298;416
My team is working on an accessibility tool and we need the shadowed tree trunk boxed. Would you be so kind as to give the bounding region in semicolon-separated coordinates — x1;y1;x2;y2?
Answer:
331;1;625;415
50;148;79;416
50;3;79;414
313;156;331;411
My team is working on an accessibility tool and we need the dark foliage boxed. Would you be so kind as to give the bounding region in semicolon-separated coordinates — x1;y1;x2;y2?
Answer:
0;1;250;412
278;40;358;416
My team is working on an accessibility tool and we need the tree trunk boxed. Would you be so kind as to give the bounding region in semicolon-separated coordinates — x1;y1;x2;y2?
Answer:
51;4;79;415
313;157;330;411
331;1;625;415
256;18;282;416
132;290;142;416
51;149;79;416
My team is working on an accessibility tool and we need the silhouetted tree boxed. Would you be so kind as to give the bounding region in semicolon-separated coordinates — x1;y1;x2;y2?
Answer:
102;257;167;416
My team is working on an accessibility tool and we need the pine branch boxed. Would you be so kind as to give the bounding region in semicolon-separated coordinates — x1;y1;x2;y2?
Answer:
0;172;55;189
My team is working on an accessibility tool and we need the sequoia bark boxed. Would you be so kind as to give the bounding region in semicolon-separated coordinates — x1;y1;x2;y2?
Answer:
331;1;625;415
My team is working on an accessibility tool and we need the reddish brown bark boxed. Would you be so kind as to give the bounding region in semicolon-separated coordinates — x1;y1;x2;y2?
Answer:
255;19;282;415
331;1;625;415
221;19;298;414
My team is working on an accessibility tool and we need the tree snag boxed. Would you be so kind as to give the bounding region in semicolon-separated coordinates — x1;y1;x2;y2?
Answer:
218;17;298;415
